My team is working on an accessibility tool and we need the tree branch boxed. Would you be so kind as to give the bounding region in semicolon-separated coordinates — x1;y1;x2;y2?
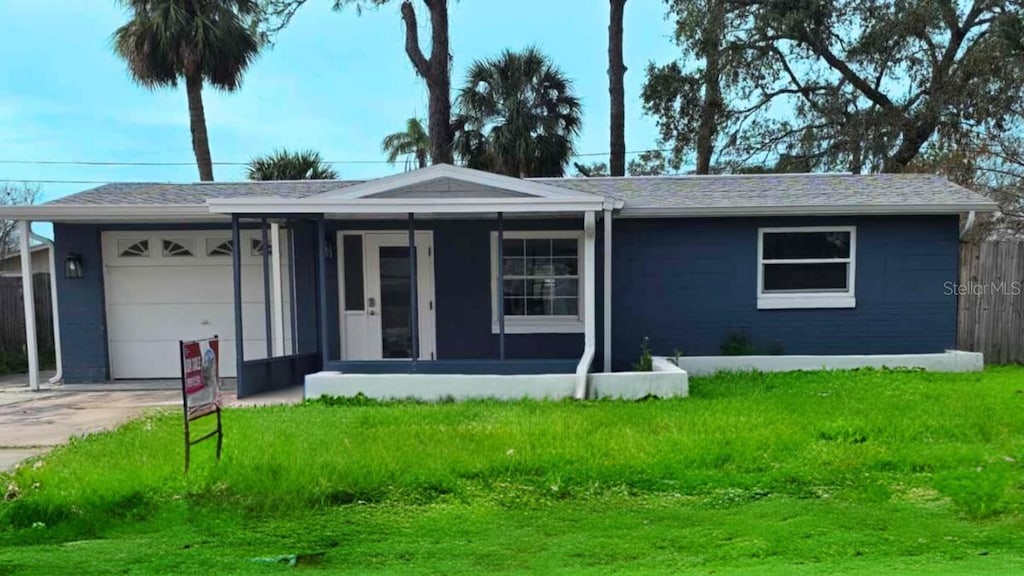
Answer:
400;0;430;78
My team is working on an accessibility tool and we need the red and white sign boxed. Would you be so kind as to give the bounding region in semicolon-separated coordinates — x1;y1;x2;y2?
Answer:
181;337;221;418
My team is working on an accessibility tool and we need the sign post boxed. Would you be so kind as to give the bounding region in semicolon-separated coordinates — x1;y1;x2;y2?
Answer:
179;335;224;473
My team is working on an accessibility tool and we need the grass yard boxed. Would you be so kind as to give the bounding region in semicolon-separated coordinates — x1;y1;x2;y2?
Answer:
2;367;1024;575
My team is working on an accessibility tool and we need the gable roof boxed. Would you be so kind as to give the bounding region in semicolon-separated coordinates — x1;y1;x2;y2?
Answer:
0;169;997;221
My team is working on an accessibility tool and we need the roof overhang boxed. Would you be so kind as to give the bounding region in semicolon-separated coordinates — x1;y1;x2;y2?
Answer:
617;202;999;218
0;204;226;223
206;196;612;215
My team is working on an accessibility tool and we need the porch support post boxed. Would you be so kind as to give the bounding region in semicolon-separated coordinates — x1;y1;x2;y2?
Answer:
287;224;298;355
19;221;38;391
317;217;329;368
497;212;505;361
408;213;419;361
603;208;612;372
231;215;244;389
261;219;273;358
271;222;286;356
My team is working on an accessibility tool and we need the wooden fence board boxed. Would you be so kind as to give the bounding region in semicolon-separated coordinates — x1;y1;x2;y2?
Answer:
958;241;1024;364
0;274;54;359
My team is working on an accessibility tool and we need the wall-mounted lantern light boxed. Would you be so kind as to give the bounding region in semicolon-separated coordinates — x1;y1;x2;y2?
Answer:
324;237;335;260
65;253;83;279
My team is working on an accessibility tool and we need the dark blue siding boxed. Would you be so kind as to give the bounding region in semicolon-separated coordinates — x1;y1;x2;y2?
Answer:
610;216;960;370
330;219;596;362
290;221;321;354
53;224;109;383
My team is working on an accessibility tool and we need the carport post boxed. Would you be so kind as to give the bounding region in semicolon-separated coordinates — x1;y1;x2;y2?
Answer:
316;217;329;368
497;212;505;361
261;218;273;358
408;213;419;361
231;215;244;390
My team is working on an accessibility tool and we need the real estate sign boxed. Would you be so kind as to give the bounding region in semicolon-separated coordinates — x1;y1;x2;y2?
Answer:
181;337;221;417
179;336;223;472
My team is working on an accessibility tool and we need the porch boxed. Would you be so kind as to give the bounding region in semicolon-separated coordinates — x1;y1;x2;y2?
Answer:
214;165;622;400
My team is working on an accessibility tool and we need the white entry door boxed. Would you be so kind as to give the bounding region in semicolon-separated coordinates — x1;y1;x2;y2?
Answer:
340;231;435;360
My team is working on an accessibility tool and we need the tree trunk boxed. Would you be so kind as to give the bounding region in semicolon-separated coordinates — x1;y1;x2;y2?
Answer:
400;1;453;166
695;0;725;175
608;0;627;177
185;73;215;181
426;0;452;165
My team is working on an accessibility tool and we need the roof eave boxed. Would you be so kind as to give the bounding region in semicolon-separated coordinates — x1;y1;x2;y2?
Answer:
0;205;225;223
617;202;999;218
206;196;611;214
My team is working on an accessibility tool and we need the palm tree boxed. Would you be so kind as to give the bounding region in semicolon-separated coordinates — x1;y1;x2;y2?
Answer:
247;150;338;180
113;0;262;181
454;47;582;177
382;118;431;171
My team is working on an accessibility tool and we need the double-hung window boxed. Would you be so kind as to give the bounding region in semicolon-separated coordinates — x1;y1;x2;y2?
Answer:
757;226;856;309
491;231;584;333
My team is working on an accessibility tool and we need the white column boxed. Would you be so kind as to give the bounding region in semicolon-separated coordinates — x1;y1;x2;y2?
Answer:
271;222;286;356
603;208;612;372
19;221;39;391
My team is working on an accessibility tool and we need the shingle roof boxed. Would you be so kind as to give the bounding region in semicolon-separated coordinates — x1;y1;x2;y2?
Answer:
47;180;363;206
45;172;995;214
532;173;994;212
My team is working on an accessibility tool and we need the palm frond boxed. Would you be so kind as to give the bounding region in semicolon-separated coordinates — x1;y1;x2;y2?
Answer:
247;149;338;180
453;47;582;177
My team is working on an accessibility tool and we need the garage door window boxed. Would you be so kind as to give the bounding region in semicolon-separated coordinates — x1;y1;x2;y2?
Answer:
206;239;233;257
117;239;149;258
162;239;194;257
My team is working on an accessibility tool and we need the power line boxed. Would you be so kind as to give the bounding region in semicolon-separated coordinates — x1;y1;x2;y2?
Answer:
0;149;669;168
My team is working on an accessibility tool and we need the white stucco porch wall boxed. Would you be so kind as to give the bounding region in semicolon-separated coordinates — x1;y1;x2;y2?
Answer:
673;350;984;376
304;359;690;402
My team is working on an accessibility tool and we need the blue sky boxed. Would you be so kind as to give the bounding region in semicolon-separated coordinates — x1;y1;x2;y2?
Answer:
0;0;678;204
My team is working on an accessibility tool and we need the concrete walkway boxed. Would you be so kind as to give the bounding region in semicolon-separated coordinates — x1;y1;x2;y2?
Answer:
0;376;303;473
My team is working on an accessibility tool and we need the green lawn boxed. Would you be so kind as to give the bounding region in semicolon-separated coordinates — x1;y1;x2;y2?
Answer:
2;367;1024;574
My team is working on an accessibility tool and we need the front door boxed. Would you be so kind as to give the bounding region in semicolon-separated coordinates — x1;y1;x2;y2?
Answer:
340;231;435;360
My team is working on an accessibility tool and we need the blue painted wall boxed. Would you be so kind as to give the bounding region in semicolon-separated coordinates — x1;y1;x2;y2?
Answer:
53;224;108;382
52;214;960;381
328;219;600;362
610;215;961;370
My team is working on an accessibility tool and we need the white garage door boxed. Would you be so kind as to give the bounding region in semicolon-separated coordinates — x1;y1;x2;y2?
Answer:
102;230;291;379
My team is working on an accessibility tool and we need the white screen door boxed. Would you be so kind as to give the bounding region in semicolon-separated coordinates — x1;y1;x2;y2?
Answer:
341;231;435;360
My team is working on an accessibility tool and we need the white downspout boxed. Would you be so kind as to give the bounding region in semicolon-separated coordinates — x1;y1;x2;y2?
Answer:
29;231;62;385
271;222;285;356
19;221;39;391
574;211;597;400
959;210;977;240
603;208;612;372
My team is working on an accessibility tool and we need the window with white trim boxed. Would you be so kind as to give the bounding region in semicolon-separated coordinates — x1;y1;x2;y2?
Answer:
757;226;856;309
490;231;584;333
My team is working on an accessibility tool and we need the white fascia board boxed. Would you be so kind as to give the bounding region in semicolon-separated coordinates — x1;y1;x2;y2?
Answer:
617;202;1000;218
0;204;225;222
207;196;606;214
317;163;598;201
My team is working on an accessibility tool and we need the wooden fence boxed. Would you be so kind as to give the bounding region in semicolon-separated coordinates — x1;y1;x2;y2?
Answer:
0;274;54;360
958;241;1024;364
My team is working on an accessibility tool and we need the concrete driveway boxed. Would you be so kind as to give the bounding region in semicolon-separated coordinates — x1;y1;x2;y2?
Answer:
0;383;302;473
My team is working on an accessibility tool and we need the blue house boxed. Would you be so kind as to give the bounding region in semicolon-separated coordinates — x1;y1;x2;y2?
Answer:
1;165;996;397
